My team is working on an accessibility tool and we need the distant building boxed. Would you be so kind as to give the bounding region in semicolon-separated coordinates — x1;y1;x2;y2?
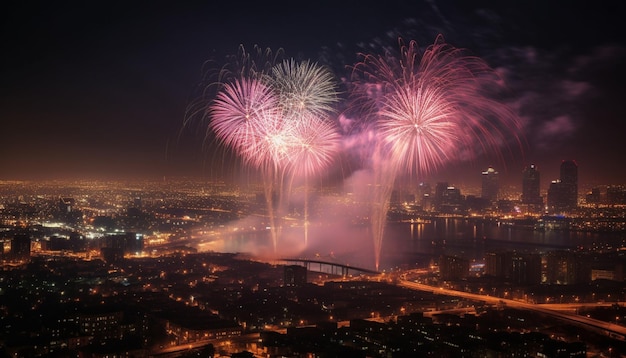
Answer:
439;255;469;281
547;180;566;212
546;251;590;285
284;265;307;287
521;164;542;210
585;187;601;204
560;160;578;207
510;254;542;285
58;197;81;225
58;197;75;214
101;232;143;255
11;233;31;261
163;313;242;345
481;166;499;203
79;310;124;341
417;182;432;208
547;160;578;213
434;182;448;209
484;252;511;278
101;247;124;263
607;185;626;205
434;182;463;213
46;233;85;252
484;252;541;285
0;238;11;259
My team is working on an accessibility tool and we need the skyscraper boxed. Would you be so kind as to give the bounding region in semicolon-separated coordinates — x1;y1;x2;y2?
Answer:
481;166;499;203
11;234;31;261
560;160;578;208
547;160;578;212
521;164;542;209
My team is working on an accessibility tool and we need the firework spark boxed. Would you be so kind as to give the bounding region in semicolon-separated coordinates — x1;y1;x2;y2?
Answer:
286;114;341;245
269;59;339;118
286;115;341;179
208;77;279;162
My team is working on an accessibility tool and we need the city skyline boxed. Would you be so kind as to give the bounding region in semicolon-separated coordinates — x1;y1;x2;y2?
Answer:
2;1;625;188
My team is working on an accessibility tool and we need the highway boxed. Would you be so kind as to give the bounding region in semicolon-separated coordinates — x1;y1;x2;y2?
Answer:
397;279;626;340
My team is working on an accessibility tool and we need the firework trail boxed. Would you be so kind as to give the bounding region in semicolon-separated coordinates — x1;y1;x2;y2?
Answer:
268;59;340;247
199;46;284;254
285;114;341;245
208;76;285;252
350;35;521;269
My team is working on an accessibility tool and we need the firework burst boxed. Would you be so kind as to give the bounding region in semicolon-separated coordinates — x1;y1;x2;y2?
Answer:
286;114;341;179
204;50;341;254
208;77;279;159
269;59;339;118
350;35;521;269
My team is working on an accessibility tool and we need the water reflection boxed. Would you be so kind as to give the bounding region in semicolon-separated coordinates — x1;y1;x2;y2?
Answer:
205;217;625;272
380;218;626;270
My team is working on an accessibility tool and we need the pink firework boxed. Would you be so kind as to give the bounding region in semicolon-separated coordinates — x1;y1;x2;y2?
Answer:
352;35;520;173
282;114;341;245
350;35;522;269
243;113;296;171
207;55;342;253
286;114;341;179
208;77;281;169
377;85;459;176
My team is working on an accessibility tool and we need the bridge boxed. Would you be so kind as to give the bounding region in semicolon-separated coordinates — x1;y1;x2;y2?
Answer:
277;258;379;276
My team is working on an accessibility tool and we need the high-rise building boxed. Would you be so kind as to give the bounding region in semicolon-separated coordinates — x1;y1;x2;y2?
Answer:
560;160;578;208
434;183;463;213
545;250;590;285
521;164;542;208
484;251;541;285
439;255;469;281
481;166;499;203
510;254;542;285
417;182;432;208
484;251;511;278
607;185;626;205
11;234;31;261
547;160;578;212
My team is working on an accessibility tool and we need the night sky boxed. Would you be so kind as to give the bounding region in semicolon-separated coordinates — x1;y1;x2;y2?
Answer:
2;1;625;189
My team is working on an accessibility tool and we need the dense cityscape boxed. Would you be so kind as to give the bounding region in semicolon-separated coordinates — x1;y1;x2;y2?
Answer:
4;2;626;357
1;159;626;357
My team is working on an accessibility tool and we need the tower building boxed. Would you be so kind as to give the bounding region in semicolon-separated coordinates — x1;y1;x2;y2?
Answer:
547;160;578;212
521;164;542;210
11;234;31;261
560;160;578;208
481;166;499;203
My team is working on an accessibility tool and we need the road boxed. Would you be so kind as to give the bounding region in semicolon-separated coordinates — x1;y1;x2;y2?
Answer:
150;333;261;356
397;280;626;340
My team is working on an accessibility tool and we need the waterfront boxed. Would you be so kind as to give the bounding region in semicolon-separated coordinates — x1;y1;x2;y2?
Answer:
380;218;626;269
201;217;626;272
